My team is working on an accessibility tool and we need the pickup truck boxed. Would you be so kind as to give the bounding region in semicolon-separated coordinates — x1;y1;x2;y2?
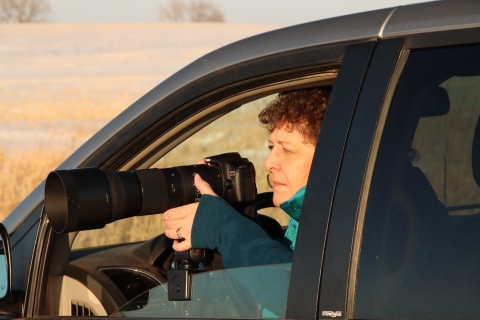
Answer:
1;1;480;319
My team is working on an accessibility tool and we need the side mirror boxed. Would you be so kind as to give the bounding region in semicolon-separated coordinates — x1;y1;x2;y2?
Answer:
0;223;12;303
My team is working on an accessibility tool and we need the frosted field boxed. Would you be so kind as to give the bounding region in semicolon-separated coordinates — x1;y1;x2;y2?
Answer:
0;22;281;152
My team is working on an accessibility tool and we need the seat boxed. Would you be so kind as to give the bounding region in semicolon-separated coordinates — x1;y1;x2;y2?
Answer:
385;92;480;317
254;192;284;240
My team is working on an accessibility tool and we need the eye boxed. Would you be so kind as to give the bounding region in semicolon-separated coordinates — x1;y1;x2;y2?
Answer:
268;145;273;151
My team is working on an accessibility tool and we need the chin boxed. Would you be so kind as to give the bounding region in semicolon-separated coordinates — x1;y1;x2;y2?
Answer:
272;194;285;207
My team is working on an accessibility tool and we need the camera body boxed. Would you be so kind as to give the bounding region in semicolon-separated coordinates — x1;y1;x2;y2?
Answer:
45;152;257;233
203;153;256;209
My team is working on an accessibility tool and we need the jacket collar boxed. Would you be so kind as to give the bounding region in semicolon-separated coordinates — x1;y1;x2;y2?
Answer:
279;185;306;222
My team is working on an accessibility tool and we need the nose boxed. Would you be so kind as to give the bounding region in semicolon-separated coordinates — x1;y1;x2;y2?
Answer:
264;148;279;172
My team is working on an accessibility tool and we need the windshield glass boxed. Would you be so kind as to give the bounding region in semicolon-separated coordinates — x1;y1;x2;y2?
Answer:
111;263;291;319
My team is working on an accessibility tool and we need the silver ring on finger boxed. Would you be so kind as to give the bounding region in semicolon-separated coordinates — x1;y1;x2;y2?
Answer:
176;227;182;240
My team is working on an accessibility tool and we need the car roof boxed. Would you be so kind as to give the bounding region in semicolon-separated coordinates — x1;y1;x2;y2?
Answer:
384;0;480;38
5;0;480;232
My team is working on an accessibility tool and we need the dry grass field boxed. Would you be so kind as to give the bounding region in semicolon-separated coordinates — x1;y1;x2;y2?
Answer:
0;22;284;248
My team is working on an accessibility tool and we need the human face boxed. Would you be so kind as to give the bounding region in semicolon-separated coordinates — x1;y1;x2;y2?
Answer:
264;125;316;207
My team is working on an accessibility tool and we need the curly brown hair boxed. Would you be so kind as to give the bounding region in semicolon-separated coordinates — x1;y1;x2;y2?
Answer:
258;86;332;145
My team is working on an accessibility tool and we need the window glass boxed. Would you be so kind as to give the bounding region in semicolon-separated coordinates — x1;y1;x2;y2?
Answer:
111;263;291;319
355;44;480;319
72;95;287;250
412;76;480;214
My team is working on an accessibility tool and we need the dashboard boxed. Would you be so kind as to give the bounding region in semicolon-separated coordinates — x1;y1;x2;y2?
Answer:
54;234;173;316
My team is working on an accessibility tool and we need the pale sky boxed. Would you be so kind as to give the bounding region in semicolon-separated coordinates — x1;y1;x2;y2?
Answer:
48;0;434;25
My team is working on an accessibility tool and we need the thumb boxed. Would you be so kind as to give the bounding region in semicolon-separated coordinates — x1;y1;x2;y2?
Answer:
194;174;217;196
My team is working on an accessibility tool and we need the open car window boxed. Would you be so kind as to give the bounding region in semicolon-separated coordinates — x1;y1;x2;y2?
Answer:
71;95;287;250
71;74;335;251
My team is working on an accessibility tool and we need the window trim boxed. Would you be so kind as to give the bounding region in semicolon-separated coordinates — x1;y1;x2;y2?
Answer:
346;49;409;316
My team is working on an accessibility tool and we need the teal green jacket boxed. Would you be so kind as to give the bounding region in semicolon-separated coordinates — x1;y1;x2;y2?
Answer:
191;186;305;268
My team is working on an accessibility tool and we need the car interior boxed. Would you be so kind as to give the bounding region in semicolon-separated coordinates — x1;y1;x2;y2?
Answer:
34;72;337;317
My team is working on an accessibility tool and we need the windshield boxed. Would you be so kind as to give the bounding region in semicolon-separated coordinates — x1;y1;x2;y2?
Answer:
111;263;291;319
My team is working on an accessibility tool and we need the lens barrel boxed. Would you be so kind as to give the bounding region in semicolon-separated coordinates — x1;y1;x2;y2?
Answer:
45;165;223;233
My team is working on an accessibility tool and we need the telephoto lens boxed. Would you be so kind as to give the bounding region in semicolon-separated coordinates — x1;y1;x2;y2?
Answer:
45;165;223;234
44;152;256;233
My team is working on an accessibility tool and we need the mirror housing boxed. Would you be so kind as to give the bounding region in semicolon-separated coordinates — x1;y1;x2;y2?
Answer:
0;223;12;304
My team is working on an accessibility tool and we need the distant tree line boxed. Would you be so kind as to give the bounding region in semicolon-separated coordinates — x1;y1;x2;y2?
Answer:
159;0;224;22
0;0;223;24
0;0;50;23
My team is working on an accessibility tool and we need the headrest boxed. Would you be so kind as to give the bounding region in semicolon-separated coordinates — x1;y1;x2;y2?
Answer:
472;116;480;188
421;87;450;117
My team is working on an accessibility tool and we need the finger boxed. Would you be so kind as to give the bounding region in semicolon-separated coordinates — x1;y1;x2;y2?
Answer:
195;174;217;196
173;239;192;251
197;159;207;165
164;225;186;240
163;209;183;221
163;203;196;221
164;220;181;230
164;227;178;240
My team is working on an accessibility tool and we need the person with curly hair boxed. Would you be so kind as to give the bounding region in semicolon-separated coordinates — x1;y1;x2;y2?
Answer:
163;86;331;268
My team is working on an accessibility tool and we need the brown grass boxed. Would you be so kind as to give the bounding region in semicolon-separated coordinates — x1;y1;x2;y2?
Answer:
0;145;73;220
0;85;138;220
0;22;286;249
